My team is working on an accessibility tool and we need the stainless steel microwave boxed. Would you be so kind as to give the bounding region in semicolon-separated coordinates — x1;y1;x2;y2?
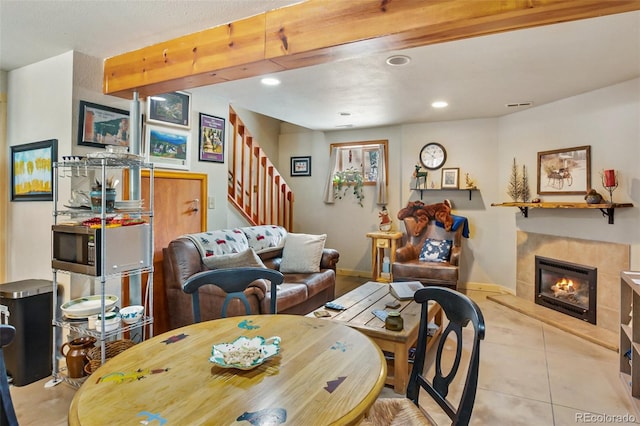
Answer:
51;224;151;276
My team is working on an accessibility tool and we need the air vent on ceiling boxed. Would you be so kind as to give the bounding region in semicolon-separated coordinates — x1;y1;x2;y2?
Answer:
506;101;533;108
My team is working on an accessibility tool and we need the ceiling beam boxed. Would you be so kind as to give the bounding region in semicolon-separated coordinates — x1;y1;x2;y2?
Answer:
103;0;640;99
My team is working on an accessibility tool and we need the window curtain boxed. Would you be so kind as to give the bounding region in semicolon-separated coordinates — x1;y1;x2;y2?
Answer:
375;144;387;205
323;146;338;203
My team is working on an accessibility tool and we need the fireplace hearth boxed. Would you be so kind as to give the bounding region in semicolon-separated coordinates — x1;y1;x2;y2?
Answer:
535;256;597;324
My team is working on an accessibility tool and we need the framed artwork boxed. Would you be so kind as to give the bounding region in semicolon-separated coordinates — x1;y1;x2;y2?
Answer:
198;113;225;163
11;139;57;201
145;125;190;170
441;167;460;189
146;91;191;128
291;156;311;176
537;145;590;195
78;101;130;148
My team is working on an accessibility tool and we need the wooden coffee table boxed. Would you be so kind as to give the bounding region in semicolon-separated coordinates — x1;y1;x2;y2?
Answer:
307;281;443;393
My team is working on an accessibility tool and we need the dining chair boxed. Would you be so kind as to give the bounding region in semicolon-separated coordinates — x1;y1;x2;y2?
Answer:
363;286;485;426
182;267;284;322
1;324;18;426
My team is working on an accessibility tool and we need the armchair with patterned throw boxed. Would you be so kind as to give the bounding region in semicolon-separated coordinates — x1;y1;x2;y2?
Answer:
392;202;467;290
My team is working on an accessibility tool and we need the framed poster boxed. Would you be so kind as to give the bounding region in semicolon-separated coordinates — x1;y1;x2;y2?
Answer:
146;91;191;128
441;168;460;189
11;139;57;201
78;101;130;148
291;156;311;176
145;125;190;170
198;113;225;163
537;145;590;195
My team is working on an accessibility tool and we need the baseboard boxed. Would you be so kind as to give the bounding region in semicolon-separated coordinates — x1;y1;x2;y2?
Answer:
336;268;371;278
458;281;514;294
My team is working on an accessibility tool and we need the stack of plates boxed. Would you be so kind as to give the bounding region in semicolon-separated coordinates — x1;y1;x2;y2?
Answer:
115;199;143;210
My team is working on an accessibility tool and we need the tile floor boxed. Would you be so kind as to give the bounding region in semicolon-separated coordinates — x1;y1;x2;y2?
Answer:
7;277;640;425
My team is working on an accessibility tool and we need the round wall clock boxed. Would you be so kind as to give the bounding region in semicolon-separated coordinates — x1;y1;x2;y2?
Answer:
419;142;447;170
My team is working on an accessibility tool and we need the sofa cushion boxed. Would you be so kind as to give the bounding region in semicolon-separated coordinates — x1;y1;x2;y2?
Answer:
262;283;308;313
242;225;287;254
184;229;249;257
280;233;327;273
202;248;266;270
419;238;452;263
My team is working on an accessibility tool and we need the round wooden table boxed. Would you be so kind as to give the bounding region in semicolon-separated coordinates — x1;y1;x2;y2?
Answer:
69;314;387;425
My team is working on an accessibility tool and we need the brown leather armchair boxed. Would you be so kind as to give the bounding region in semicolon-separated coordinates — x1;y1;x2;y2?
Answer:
392;217;464;290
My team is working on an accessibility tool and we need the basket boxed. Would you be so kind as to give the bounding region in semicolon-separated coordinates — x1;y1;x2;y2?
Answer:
84;339;136;375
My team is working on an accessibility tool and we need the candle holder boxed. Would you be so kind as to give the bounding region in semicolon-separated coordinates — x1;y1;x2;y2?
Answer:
601;170;618;204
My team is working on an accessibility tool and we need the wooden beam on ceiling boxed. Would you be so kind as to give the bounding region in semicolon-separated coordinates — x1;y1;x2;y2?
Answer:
103;0;640;99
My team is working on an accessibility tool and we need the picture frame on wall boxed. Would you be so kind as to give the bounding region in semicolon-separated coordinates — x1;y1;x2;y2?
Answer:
11;139;58;201
198;113;225;163
77;101;130;148
441;167;460;189
145;125;190;170
291;156;311;176
537;145;591;195
146;91;191;128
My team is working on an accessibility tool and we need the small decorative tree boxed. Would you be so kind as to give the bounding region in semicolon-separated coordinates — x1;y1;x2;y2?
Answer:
507;158;521;202
520;165;530;202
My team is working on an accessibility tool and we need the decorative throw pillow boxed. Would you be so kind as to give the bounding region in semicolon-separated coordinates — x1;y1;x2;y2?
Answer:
279;233;327;273
419;239;453;263
202;248;266;270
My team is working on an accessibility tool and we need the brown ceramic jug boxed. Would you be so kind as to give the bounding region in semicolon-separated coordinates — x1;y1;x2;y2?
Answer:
60;336;96;378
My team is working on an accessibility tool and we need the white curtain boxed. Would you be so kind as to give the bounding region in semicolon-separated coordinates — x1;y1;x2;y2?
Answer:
376;144;387;205
323;146;338;203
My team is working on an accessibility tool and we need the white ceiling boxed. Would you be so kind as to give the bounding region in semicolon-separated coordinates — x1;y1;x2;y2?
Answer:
1;1;639;131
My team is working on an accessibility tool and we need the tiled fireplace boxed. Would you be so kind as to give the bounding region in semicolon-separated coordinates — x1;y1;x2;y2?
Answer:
517;231;629;333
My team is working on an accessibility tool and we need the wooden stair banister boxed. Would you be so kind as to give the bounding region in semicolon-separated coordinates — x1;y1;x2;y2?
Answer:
227;107;294;231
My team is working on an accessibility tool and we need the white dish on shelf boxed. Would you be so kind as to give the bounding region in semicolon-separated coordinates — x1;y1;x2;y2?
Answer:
61;295;119;319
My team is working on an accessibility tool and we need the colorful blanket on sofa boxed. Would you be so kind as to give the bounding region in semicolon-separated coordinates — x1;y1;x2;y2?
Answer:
184;225;288;258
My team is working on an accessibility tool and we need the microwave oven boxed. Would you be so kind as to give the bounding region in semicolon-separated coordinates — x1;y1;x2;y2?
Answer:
51;224;151;276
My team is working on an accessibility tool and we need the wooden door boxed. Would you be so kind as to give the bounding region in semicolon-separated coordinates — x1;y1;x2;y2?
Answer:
124;170;207;334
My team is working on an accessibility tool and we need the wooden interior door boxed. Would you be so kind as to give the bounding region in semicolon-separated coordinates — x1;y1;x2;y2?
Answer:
124;169;207;334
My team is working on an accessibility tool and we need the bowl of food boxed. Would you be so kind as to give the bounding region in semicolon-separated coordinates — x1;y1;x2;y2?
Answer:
210;336;281;370
119;305;144;325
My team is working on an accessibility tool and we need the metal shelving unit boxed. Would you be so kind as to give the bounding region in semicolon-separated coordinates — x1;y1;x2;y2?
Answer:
50;156;154;387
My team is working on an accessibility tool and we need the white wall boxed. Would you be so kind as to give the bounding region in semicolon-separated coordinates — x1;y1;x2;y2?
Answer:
7;52;74;281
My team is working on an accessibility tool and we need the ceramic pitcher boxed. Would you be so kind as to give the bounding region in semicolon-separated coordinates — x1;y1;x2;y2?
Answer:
60;336;96;378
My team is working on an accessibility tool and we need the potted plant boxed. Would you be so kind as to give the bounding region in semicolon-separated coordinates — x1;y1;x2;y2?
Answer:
333;167;364;207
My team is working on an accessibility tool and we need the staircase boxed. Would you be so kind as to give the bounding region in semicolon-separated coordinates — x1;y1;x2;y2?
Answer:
227;107;294;231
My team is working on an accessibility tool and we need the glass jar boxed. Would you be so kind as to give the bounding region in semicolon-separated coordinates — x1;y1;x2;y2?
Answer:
385;311;403;331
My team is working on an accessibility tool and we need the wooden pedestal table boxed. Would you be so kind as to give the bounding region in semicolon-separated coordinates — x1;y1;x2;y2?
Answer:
68;315;386;426
366;231;403;282
308;281;443;394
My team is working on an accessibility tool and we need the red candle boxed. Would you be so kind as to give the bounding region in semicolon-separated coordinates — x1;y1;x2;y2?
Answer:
604;169;616;187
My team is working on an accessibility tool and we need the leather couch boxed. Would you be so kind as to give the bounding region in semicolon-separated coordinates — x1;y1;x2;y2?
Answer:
163;225;339;330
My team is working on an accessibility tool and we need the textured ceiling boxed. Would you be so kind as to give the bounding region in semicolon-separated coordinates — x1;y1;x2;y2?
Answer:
1;1;638;130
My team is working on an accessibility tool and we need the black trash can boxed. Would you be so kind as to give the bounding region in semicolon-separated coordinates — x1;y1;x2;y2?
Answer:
0;279;52;386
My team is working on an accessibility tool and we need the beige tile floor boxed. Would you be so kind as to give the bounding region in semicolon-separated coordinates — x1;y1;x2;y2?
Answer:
7;277;640;425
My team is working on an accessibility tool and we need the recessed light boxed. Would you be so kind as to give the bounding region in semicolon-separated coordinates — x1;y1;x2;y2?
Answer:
431;101;448;108
385;55;411;66
261;77;281;86
339;112;351;116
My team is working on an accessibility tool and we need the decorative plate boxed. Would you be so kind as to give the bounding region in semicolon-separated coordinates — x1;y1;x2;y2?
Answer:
210;336;281;370
61;295;119;319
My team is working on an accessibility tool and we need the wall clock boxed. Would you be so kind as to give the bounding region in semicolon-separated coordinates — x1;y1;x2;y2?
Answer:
419;142;447;170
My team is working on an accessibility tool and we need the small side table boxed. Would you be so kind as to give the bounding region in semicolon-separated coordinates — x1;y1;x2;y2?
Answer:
366;231;403;283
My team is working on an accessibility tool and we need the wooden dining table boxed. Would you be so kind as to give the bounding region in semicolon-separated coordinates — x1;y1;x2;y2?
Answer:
68;314;387;425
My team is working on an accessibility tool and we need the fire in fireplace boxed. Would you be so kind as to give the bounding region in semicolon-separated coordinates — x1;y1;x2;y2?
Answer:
535;256;597;324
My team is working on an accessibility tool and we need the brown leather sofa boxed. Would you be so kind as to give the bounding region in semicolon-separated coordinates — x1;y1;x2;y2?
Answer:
392;217;465;290
163;226;339;330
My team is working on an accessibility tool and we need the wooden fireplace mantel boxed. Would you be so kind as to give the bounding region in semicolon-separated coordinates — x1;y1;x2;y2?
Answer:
491;202;634;224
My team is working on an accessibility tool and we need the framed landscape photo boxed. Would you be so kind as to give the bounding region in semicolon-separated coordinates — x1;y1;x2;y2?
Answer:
198;113;225;163
145;125;190;170
537;145;590;195
291;156;311;176
441;167;460;189
146;91;191;128
78;101;130;148
11;139;57;201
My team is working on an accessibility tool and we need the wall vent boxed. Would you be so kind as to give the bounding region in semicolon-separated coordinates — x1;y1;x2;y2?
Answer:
506;101;533;108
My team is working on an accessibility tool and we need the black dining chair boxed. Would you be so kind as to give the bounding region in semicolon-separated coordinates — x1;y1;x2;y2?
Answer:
363;286;485;426
182;267;284;322
1;324;18;426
